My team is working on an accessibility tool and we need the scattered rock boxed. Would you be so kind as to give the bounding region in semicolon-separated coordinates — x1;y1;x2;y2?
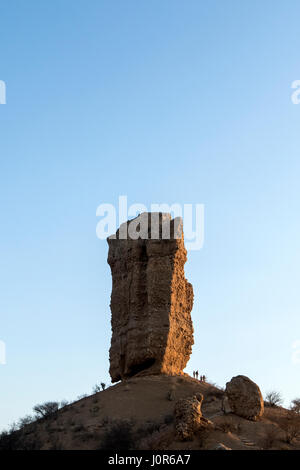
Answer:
107;212;194;382
213;443;232;450
225;375;264;421
222;396;232;414
200;416;214;427
174;394;203;441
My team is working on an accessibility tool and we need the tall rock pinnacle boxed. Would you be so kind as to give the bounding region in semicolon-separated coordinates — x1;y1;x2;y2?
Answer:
107;212;194;382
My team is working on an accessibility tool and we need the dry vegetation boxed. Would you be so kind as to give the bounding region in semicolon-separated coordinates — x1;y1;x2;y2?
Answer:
1;376;300;451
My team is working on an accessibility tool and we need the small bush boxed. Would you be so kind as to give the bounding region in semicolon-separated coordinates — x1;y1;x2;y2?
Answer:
205;384;225;401
138;427;173;450
164;414;174;425
90;406;100;415
208;382;225;392
136;422;161;440
196;427;211;449
99;421;135;450
290;398;300;414
18;415;35;429
33;401;60;419
73;424;85;433
217;417;237;434
47;436;62;450
101;416;110;426
80;431;96;442
0;428;41;450
279;413;300;444
60;400;69;409
77;394;88;400
265;391;283;408
260;426;280;450
0;430;20;450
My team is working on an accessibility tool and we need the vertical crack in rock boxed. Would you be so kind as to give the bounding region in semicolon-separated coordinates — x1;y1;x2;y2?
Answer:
107;212;194;382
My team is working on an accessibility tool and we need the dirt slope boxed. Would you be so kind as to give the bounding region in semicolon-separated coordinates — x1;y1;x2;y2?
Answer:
4;375;300;450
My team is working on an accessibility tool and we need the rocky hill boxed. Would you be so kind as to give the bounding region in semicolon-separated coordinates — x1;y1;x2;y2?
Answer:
1;374;300;450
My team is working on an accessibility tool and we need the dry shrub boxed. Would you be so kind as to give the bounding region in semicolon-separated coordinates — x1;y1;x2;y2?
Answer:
138;425;173;450
47;435;63;450
33;401;60;419
291;398;300;414
260;426;281;450
98;420;135;450
205;388;225;401
164;414;174;425
196;427;212;448
136;422;161;440
217;417;237;434
0;428;41;450
265;391;283;408
278;412;300;444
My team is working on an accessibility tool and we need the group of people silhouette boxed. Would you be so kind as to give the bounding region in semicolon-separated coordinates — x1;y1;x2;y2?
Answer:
192;370;206;382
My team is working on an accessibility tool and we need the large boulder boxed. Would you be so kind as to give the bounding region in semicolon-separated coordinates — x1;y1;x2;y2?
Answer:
107;212;194;382
174;394;203;441
225;375;264;420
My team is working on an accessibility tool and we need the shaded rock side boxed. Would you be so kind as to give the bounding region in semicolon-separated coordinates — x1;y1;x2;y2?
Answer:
225;375;264;421
107;212;194;382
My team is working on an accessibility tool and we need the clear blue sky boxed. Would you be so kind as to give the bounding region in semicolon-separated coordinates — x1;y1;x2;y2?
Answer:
1;0;300;430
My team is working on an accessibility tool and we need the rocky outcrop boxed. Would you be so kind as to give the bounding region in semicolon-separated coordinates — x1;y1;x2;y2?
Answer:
225;375;264;421
107;212;194;383
174;394;203;441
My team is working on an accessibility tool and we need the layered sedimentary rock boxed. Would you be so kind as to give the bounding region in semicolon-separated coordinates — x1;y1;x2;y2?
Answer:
107;212;194;382
225;375;264;421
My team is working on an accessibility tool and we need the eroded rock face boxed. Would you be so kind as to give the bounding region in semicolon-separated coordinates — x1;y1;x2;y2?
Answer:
225;375;264;421
107;212;194;383
174;395;203;441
